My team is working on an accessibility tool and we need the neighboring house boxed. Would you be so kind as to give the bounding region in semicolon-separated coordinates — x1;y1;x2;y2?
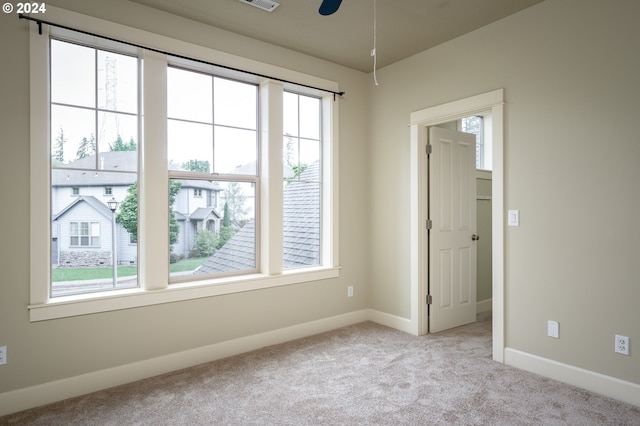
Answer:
51;151;223;267
196;161;320;274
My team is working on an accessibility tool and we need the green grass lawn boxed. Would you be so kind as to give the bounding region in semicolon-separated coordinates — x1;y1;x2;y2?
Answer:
52;257;209;282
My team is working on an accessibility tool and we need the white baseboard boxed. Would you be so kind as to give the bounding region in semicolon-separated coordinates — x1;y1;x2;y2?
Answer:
366;308;414;333
5;312;638;417
477;298;492;314
505;348;640;408
0;310;369;417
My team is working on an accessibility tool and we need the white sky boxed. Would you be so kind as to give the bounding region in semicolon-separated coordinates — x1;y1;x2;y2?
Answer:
50;39;321;176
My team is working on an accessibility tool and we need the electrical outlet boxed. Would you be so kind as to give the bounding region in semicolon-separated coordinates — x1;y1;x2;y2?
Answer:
615;335;630;355
347;286;353;297
0;346;6;365
547;320;559;339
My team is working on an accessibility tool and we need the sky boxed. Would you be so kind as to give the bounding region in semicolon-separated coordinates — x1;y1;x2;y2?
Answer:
51;39;322;177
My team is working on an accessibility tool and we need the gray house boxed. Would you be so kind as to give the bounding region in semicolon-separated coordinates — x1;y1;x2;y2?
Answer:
52;151;223;267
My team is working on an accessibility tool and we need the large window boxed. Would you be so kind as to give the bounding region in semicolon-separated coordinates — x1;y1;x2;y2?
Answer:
50;38;139;297
30;10;339;321
167;67;259;281
283;92;321;269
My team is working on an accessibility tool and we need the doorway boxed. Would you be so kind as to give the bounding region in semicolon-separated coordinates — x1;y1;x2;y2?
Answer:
409;89;505;362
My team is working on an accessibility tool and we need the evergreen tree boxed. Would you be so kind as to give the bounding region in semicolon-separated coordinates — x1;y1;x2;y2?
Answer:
110;135;137;152
76;134;96;160
217;202;234;249
182;159;210;173
53;127;66;164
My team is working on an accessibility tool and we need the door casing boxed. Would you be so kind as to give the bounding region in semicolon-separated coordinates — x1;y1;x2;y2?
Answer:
409;89;505;362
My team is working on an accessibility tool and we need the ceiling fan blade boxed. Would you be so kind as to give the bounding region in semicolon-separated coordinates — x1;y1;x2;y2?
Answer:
319;0;342;16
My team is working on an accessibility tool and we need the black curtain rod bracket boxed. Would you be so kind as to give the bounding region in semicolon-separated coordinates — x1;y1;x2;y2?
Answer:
18;14;345;99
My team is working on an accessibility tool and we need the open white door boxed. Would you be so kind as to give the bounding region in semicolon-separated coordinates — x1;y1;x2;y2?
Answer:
428;126;477;333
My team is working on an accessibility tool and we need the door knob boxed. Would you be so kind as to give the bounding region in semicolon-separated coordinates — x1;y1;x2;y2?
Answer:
472;234;480;241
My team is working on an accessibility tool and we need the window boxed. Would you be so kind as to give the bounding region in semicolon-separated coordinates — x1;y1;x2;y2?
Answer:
29;10;339;321
283;92;321;269
461;114;492;170
69;221;100;247
49;38;139;297
167;67;258;281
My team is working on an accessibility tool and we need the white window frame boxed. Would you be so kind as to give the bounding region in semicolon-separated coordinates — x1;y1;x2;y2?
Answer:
29;6;340;322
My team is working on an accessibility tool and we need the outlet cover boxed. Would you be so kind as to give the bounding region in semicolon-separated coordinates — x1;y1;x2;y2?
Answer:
347;286;353;297
547;321;559;339
615;335;630;355
0;346;6;365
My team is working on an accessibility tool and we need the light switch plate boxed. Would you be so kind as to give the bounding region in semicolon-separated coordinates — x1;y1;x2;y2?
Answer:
508;210;520;227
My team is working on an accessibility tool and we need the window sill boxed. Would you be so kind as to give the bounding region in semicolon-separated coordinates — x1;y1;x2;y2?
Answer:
28;266;340;322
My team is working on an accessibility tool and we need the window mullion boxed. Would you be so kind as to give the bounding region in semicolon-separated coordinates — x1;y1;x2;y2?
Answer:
260;80;284;275
139;51;169;290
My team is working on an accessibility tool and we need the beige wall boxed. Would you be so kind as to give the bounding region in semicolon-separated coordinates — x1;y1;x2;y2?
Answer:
0;0;370;396
370;0;639;384
2;0;639;411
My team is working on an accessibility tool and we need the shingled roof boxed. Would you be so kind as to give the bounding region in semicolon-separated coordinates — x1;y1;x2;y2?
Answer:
52;151;222;192
195;161;320;275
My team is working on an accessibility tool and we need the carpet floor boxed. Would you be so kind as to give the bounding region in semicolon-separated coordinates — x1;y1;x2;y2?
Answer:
2;315;639;425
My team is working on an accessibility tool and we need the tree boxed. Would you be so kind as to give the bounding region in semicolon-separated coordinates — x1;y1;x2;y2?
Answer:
76;134;96;160
115;181;139;242
193;229;218;257
223;182;248;226
110;135;137;152
168;180;182;246
217;202;234;249
116;180;182;245
182;159;210;173
53;127;66;165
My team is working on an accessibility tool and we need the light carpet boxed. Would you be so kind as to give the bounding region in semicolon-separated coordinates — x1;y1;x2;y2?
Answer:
2;315;639;425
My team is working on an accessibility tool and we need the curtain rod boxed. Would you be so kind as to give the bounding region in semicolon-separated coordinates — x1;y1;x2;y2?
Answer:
18;14;346;100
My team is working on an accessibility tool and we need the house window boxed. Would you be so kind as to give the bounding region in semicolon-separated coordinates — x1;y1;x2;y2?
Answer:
167;67;258;280
283;92;321;269
49;38;139;296
70;222;100;247
29;11;339;321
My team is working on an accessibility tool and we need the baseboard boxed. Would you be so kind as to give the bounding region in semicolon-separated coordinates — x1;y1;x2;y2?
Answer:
0;309;369;417
366;308;414;333
476;298;492;314
505;348;640;408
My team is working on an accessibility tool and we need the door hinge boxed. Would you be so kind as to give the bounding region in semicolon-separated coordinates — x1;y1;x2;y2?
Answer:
426;144;432;155
426;219;432;230
426;294;432;305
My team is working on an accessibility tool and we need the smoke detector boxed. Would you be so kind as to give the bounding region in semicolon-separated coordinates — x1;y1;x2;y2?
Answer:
237;0;280;12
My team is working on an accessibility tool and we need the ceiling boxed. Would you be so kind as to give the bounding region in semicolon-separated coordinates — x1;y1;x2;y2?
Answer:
130;0;544;73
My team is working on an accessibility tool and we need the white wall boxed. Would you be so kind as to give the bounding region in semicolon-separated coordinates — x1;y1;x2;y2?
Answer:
370;0;640;387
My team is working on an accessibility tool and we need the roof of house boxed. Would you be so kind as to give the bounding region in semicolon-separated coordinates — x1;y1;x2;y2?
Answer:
195;161;320;275
189;207;221;221
195;220;257;274
53;151;222;191
52;195;114;221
